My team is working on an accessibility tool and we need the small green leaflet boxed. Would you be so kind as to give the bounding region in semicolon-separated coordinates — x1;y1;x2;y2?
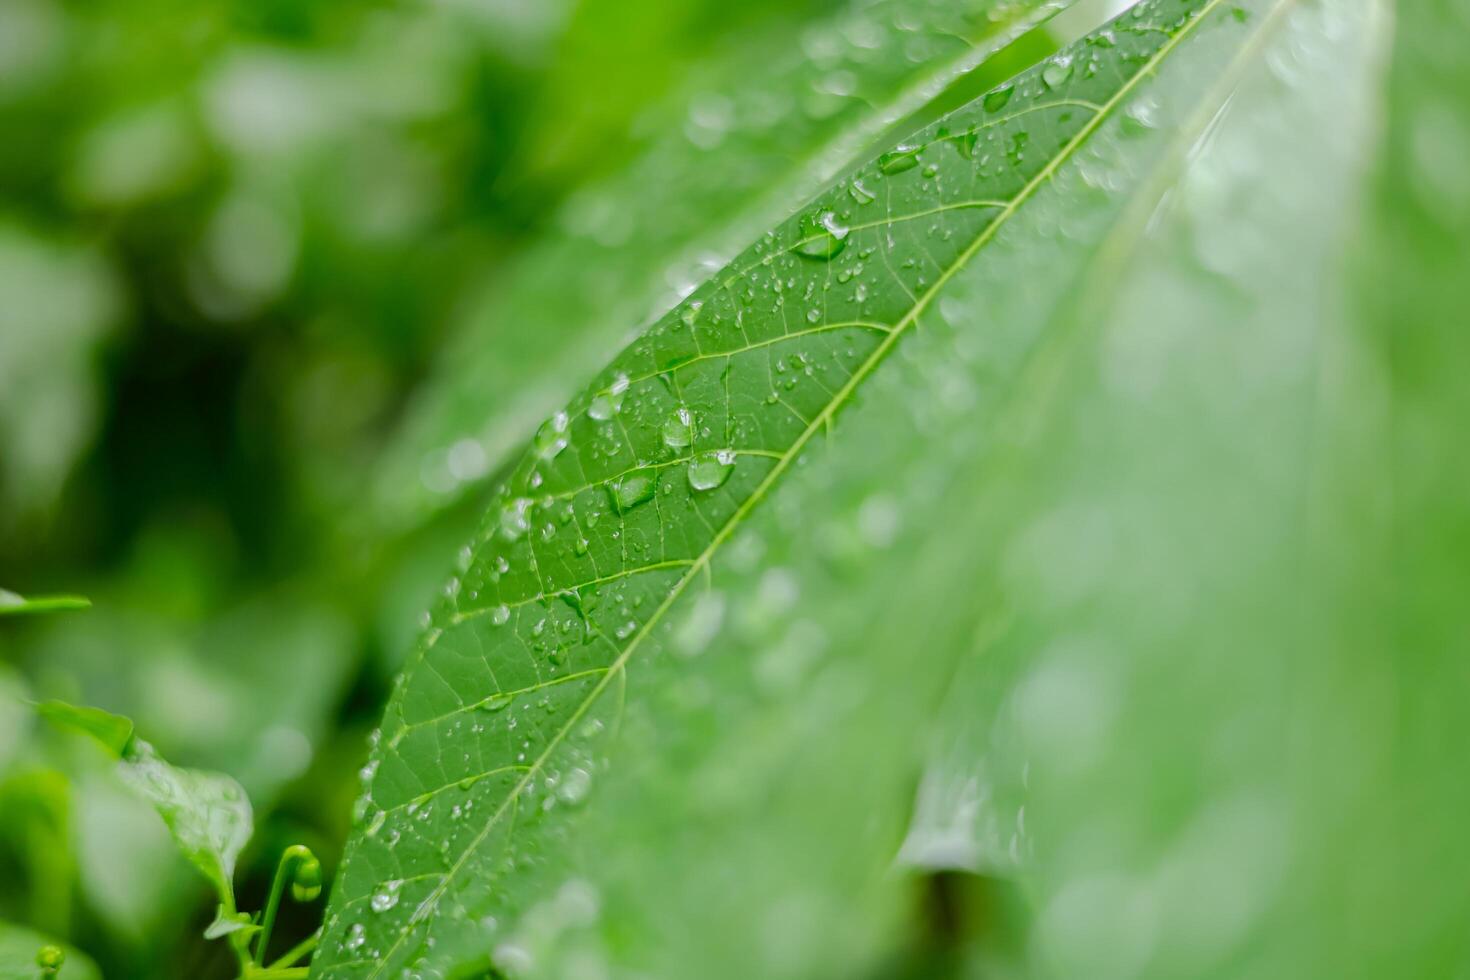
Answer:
34;701;252;906
0;591;90;617
319;1;1293;976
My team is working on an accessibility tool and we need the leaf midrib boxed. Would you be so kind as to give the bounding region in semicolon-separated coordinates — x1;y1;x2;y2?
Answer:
366;0;1238;969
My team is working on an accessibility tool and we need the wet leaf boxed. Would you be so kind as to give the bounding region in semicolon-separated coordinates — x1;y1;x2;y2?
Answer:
318;2;1320;977
372;0;1075;528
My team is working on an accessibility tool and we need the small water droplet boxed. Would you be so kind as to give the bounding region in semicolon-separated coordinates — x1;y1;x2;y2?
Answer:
879;144;921;174
607;470;657;513
983;85;1013;112
688;450;735;491
848;179;876;204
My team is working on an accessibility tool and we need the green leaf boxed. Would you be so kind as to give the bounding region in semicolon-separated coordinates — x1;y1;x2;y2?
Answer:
319;2;1318;976
33;700;252;905
202;906;259;941
0;591;91;617
372;0;1074;529
0;922;98;980
30;701;134;757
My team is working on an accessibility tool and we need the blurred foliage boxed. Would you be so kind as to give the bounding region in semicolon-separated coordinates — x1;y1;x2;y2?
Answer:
4;0;1463;977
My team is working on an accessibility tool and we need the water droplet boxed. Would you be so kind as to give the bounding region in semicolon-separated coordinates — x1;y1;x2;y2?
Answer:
588;374;630;421
345;922;366;951
662;407;694;450
557;767;592;805
688;450;735;491
879;144;921;174
533;411;570;460
481;692;513;712
848;179;876;204
490;603;511;626
983;85;1013;112
794;209;850;260
607;470;657;513
1042;58;1073;89
499;498;533;541
370;879;403;913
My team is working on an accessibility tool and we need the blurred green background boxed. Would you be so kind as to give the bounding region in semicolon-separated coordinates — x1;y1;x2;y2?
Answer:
0;0;859;974
0;0;1086;975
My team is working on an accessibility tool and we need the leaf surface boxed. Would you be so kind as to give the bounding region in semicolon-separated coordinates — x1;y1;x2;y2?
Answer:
371;0;1073;528
318;2;1308;976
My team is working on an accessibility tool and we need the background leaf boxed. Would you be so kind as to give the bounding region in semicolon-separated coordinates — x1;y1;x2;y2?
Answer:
38;702;252;906
0;923;97;980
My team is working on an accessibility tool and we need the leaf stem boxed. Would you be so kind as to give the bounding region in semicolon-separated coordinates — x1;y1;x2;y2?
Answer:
254;845;312;966
267;929;320;971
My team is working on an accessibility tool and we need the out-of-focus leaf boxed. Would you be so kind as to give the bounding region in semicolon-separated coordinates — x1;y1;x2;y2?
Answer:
0;592;90;618
906;1;1391;975
0;770;72;937
0;225;119;539
0;922;98;980
31;702;132;757
318;3;1310;976
373;0;1076;529
38;702;252;905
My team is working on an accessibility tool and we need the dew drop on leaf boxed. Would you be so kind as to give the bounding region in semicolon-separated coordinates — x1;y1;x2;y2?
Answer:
793;209;850;259
607;470;657;512
1042;57;1073;89
687;450;735;491
662;407;694;450
370;879;403;913
532;411;570;460
983;84;1014;112
878;144;921;174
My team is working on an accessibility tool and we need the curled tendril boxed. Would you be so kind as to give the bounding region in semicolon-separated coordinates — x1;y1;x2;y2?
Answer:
254;844;323;969
291;851;322;902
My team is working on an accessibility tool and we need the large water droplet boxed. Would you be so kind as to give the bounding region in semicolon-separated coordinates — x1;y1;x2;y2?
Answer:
879;144;921;174
533;411;570;460
662;407;693;450
607;470;657;513
499;498;533;541
557;767;592;805
588;374;630;421
983;85;1014;112
794;210;850;260
687;450;735;491
1042;57;1073;89
370;879;403;913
